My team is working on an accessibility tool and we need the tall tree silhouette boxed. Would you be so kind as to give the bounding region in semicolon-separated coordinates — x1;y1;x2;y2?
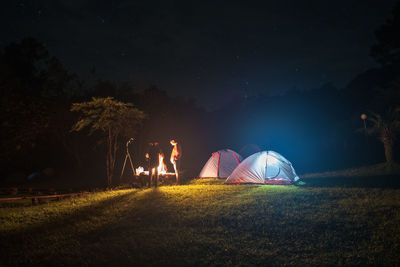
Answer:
366;108;400;164
0;38;83;172
71;97;146;186
371;2;400;66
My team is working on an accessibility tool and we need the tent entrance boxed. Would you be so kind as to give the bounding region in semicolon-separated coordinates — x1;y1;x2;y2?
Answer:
265;152;281;179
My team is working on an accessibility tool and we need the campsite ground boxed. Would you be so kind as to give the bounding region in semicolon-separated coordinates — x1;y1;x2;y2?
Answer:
1;178;400;266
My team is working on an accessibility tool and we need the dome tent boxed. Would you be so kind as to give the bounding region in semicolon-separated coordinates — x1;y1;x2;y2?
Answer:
199;149;243;178
226;151;299;184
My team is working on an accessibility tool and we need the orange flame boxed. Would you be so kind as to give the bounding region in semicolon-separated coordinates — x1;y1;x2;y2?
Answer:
157;154;167;174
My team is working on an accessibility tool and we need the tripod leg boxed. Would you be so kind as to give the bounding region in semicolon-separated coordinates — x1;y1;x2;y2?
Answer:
127;153;135;176
120;155;128;179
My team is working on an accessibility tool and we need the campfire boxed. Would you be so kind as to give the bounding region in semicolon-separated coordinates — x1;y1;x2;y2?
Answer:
136;154;175;176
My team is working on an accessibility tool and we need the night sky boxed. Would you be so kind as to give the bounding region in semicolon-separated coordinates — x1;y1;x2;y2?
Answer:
1;0;397;109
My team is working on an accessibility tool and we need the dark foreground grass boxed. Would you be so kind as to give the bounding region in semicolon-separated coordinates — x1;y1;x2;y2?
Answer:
1;179;400;266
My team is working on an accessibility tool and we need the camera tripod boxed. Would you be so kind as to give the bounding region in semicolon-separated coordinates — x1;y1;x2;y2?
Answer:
120;138;135;179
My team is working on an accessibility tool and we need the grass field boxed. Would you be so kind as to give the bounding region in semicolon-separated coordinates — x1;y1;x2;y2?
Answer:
1;178;400;266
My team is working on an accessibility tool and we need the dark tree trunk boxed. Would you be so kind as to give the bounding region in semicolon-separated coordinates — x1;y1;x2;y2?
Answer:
383;140;393;163
106;127;113;187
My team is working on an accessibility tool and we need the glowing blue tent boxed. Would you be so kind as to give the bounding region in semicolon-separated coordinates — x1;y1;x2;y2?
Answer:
225;151;299;184
199;149;243;178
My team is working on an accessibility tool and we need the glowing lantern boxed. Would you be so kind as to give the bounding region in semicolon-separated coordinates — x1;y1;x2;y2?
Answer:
361;113;367;131
136;166;145;175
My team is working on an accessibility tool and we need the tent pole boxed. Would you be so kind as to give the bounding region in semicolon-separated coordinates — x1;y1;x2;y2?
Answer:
265;150;268;183
217;152;221;177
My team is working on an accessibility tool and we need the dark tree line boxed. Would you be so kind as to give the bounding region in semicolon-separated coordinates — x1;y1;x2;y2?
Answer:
0;38;210;187
1;3;400;187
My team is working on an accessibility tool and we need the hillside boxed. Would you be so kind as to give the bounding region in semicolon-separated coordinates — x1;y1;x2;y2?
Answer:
1;179;399;266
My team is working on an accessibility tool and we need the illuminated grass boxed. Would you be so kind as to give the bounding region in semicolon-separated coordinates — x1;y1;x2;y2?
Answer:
1;180;399;266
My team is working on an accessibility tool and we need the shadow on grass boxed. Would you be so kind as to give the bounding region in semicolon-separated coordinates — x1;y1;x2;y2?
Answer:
0;190;139;261
71;186;260;266
0;186;250;265
300;175;400;189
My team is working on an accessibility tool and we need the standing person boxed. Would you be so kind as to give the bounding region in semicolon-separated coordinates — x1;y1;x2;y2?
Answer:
170;139;182;185
146;142;160;187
